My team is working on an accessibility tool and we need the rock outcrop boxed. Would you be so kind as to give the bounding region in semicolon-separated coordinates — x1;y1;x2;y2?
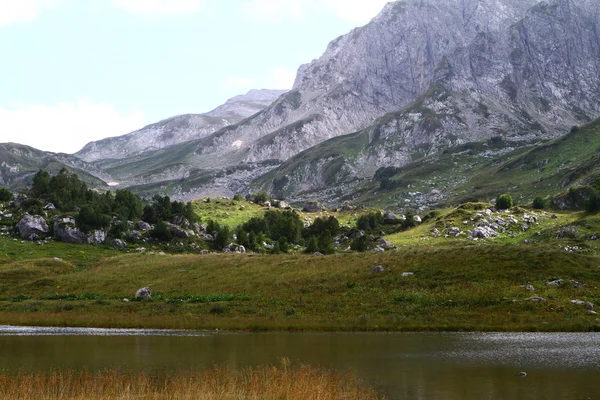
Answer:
16;214;49;239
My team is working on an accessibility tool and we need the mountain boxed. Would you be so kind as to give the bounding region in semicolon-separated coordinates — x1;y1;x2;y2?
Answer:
75;89;287;162
252;0;600;200
0;143;109;191
81;0;598;201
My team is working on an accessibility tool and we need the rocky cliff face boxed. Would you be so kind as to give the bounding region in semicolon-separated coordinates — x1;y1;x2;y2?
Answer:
255;0;600;198
75;89;287;162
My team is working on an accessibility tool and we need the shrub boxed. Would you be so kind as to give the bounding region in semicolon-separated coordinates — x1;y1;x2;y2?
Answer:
150;221;173;241
532;197;545;210
350;235;371;252
0;187;13;202
77;206;111;232
233;194;244;201
249;191;269;205
495;194;513;210
585;190;600;214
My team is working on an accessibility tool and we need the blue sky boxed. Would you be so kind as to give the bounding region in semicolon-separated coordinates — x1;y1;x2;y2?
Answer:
0;0;389;153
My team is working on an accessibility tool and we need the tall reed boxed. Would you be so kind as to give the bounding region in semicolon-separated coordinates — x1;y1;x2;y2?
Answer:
0;362;383;400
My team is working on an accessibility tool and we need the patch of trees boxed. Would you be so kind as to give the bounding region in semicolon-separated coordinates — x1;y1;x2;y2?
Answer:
0;187;13;202
585;179;600;213
373;167;403;191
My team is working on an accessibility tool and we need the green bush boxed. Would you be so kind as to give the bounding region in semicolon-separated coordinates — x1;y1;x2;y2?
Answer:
149;221;173;241
496;194;513;210
350;235;371;252
233;194;244;201
585;190;600;214
77;206;111;232
0;187;13;202
533;197;545;210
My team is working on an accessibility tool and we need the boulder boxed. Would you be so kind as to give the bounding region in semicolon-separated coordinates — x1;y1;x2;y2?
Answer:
43;203;56;211
87;230;107;245
313;252;324;257
54;218;88;244
376;238;394;248
16;214;49;239
585;302;594;310
449;227;461;236
302;201;323;213
129;230;143;241
135;287;152;300
169;215;190;228
374;246;386;252
372;265;384;273
383;211;397;221
413;216;422;223
545;279;563;287
525;285;535;292
472;226;498;239
111;239;127;249
137;221;152;232
168;223;189;239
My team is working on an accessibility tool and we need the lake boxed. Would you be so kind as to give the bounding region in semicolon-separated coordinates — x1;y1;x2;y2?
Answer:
1;326;599;399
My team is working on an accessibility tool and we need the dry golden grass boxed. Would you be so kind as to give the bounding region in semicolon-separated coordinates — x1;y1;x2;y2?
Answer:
0;361;383;400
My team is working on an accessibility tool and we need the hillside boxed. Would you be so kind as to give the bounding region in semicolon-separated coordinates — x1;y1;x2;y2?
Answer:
68;0;599;200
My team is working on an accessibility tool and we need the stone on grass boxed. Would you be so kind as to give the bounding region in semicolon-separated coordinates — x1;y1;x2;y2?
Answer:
525;285;535;292
16;214;49;239
545;279;563;287
585;302;594;310
401;272;414;277
135;287;152;300
372;265;384;273
525;296;546;302
111;239;127;249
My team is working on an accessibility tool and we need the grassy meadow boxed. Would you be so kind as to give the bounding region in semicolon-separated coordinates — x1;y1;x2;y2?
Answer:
1;233;599;331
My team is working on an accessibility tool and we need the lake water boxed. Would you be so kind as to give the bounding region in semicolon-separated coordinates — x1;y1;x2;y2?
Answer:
1;326;599;399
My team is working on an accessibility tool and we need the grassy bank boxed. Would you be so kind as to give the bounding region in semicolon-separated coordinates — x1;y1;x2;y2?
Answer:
0;362;382;400
1;236;599;331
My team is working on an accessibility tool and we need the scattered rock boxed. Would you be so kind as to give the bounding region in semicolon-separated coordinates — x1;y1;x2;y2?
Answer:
129;231;143;241
87;230;107;245
472;226;498;239
372;265;384;273
111;239;127;249
449;227;461;236
571;280;583;288
43;203;56;211
135;287;152;300
585;302;594;310
313;252;324;257
525;296;546;302
413;216;422;223
525;285;535;292
16;214;49;240
54;218;88;244
571;299;585;305
374;246;385;253
383;212;397;221
122;298;129;303
588;311;597;316
519;372;527;377
401;272;414;277
302;201;323;213
545;279;563;287
137;221;152;232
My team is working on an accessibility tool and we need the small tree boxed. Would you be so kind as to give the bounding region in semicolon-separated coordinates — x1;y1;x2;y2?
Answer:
496;194;513;210
150;221;173;241
305;236;319;253
0;187;13;202
532;197;545;210
585;190;600;214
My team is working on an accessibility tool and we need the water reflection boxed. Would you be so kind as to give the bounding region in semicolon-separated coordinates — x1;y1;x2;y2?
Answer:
1;327;599;400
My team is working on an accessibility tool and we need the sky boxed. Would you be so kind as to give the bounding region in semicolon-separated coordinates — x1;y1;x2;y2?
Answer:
0;0;390;154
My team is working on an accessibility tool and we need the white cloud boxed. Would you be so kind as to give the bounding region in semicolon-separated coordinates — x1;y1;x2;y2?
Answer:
112;0;204;15
242;0;389;24
0;100;146;154
0;0;64;26
223;67;297;95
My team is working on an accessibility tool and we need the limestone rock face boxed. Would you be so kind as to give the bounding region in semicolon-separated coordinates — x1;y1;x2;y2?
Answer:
75;89;287;162
258;0;600;197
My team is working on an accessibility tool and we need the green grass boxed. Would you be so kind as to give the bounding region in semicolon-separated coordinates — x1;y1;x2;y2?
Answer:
1;233;599;332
